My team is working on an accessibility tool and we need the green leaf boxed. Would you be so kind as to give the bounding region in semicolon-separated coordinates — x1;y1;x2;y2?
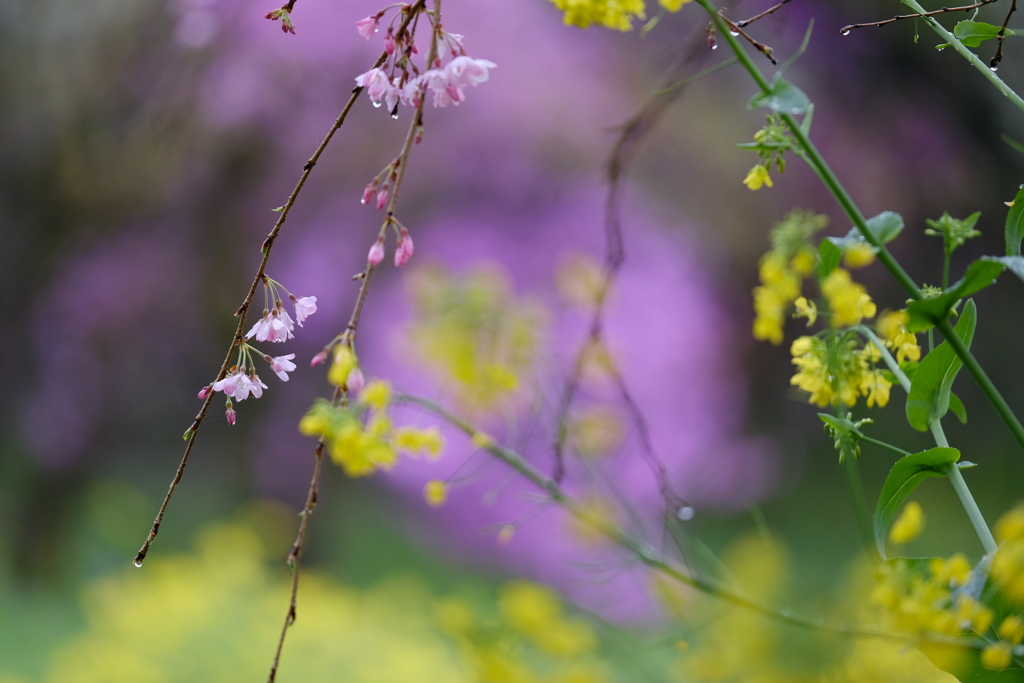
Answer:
817;238;842;279
749;76;811;115
907;261;1003;331
985;255;1024;283
1006;186;1024;256
953;20;1019;47
948;392;968;424
906;300;977;431
863;211;904;244
874;447;960;558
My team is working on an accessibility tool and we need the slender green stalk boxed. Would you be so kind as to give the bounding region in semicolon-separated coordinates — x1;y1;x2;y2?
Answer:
397;392;988;650
843;451;875;555
929;418;998;553
901;0;1024;114
697;0;1024;454
937;316;1024;451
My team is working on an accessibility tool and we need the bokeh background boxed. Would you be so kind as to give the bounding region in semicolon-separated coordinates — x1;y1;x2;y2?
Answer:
3;0;1024;680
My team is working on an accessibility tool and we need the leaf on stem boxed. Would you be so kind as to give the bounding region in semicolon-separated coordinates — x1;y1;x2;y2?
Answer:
748;75;810;115
1006;186;1024;256
817;238;842;279
874;447;960;558
906;299;977;431
948;20;1019;48
907;262;1002;331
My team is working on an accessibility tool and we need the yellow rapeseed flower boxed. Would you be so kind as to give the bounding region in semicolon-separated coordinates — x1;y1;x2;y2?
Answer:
327;345;358;387
1000;615;1024;644
843;241;877;269
424;480;447;506
743;164;774;190
981;642;1013;670
393;426;444;460
793;296;818;326
359;380;391;412
995;503;1024;543
890;501;925;545
821;268;877;327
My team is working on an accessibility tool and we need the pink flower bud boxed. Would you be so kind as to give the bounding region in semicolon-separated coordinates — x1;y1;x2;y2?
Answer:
226;408;237;425
384;29;396;55
355;15;379;40
346;367;366;393
311;350;328;367
376;187;389;210
395;228;414;268
198;385;213;400
361;181;377;205
367;238;385;266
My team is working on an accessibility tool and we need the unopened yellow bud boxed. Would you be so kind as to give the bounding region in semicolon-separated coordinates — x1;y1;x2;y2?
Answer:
982;642;1013;670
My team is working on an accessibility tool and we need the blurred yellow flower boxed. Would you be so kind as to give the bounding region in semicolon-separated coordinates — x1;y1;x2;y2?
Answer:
889;501;925;545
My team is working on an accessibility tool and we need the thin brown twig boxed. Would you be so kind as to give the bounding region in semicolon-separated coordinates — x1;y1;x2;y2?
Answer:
552;35;709;505
264;3;437;680
736;0;792;28
133;0;428;569
991;0;1017;67
719;13;777;64
839;0;997;33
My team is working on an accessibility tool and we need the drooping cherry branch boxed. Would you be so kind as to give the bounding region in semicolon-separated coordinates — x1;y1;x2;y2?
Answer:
134;0;428;569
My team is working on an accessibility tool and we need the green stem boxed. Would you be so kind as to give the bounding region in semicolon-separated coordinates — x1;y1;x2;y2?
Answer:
856;325;912;393
929;419;997;554
397;392;986;649
842;449;876;555
901;0;1024;115
936;316;1024;452
698;0;1024;454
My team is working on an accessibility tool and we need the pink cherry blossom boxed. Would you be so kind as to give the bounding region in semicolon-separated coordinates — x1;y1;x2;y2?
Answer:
197;385;212;400
368;238;385;266
355;15;378;40
225;406;237;425
213;370;244;399
269;354;296;381
246;312;271;341
445;56;496;89
237;373;268;400
346;367;366;392
354;68;396;108
395;228;414;268
292;296;317;325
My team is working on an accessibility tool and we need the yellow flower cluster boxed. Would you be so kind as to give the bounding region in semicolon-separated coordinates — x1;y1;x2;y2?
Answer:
436;581;608;683
753;250;813;345
877;310;922;363
38;514;469;682
871;556;993;639
752;211;828;345
820;268;877;327
548;0;690;31
989;504;1024;670
790;334;891;408
406;265;545;410
299;381;443;477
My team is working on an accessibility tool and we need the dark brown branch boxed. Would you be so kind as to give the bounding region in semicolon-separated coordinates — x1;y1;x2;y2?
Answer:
134;0;428;568
840;0;997;33
736;0;792;28
264;2;435;680
991;0;1017;67
719;14;777;64
552;34;708;508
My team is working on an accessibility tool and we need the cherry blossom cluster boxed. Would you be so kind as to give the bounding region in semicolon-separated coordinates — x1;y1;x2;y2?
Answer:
353;6;496;115
264;4;296;35
197;276;316;424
